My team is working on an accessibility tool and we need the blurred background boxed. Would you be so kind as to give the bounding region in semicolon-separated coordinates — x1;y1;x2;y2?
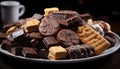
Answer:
0;0;120;34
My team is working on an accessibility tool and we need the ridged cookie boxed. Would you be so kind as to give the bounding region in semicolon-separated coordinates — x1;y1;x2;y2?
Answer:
77;25;111;55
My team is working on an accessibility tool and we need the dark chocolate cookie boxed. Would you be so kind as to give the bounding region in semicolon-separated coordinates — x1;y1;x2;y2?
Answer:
39;18;60;36
105;32;116;46
66;45;81;59
57;29;79;47
47;10;84;28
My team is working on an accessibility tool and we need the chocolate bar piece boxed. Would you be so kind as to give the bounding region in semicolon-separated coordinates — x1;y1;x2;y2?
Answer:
1;39;14;52
30;39;45;52
15;19;26;28
0;32;8;43
38;48;48;59
11;47;23;56
66;15;82;29
32;13;43;20
25;32;43;40
22;47;38;58
79;13;93;21
7;28;25;42
42;36;59;48
105;32;116;46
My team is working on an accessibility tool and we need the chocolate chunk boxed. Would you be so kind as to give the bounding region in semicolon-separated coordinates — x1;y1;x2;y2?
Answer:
32;13;43;20
30;39;45;52
11;47;23;56
15;19;26;28
79;13;93;21
38;48;48;59
47;10;83;28
25;32;43;40
0;32;8;43
1;39;14;52
42;36;59;48
105;32;116;46
7;28;25;42
39;18;60;36
66;15;83;29
22;47;38;58
57;29;79;47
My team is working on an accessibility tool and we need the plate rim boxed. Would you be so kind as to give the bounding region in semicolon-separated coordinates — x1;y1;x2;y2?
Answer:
0;32;120;63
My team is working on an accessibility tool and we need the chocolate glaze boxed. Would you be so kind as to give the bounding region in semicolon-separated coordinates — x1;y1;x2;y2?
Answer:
39;18;60;36
57;29;79;47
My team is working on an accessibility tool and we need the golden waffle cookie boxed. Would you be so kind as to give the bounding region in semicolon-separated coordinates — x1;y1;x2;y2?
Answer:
44;7;59;16
48;46;67;60
77;25;111;55
24;19;40;32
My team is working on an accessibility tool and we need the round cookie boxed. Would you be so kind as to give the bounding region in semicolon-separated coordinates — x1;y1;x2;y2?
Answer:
47;10;84;28
57;29;79;47
39;18;60;36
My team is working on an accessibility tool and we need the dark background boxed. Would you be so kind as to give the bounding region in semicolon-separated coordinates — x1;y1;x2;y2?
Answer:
0;0;120;20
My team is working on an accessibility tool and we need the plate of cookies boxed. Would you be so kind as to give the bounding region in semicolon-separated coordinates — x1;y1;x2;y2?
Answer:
0;7;120;63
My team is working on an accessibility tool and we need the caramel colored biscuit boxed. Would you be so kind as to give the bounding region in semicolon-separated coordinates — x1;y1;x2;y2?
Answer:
44;7;59;16
77;25;111;55
48;46;67;60
24;19;40;32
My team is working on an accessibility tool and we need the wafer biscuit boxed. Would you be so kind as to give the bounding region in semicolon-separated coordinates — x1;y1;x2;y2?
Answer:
24;19;40;32
77;25;111;55
48;46;67;60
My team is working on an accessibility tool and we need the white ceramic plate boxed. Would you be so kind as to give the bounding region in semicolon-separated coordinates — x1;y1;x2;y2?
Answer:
0;32;120;63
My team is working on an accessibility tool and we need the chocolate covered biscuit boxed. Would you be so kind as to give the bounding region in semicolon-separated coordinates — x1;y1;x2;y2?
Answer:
66;44;95;59
39;18;60;36
47;10;83;28
105;32;116;46
57;29;79;47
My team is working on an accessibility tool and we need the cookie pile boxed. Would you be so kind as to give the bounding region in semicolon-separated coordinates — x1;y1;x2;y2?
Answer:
0;7;116;60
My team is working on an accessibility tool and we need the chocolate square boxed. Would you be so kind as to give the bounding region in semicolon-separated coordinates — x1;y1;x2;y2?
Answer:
22;47;38;58
37;48;48;59
11;47;23;56
32;13;43;20
42;36;59;48
1;39;14;52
